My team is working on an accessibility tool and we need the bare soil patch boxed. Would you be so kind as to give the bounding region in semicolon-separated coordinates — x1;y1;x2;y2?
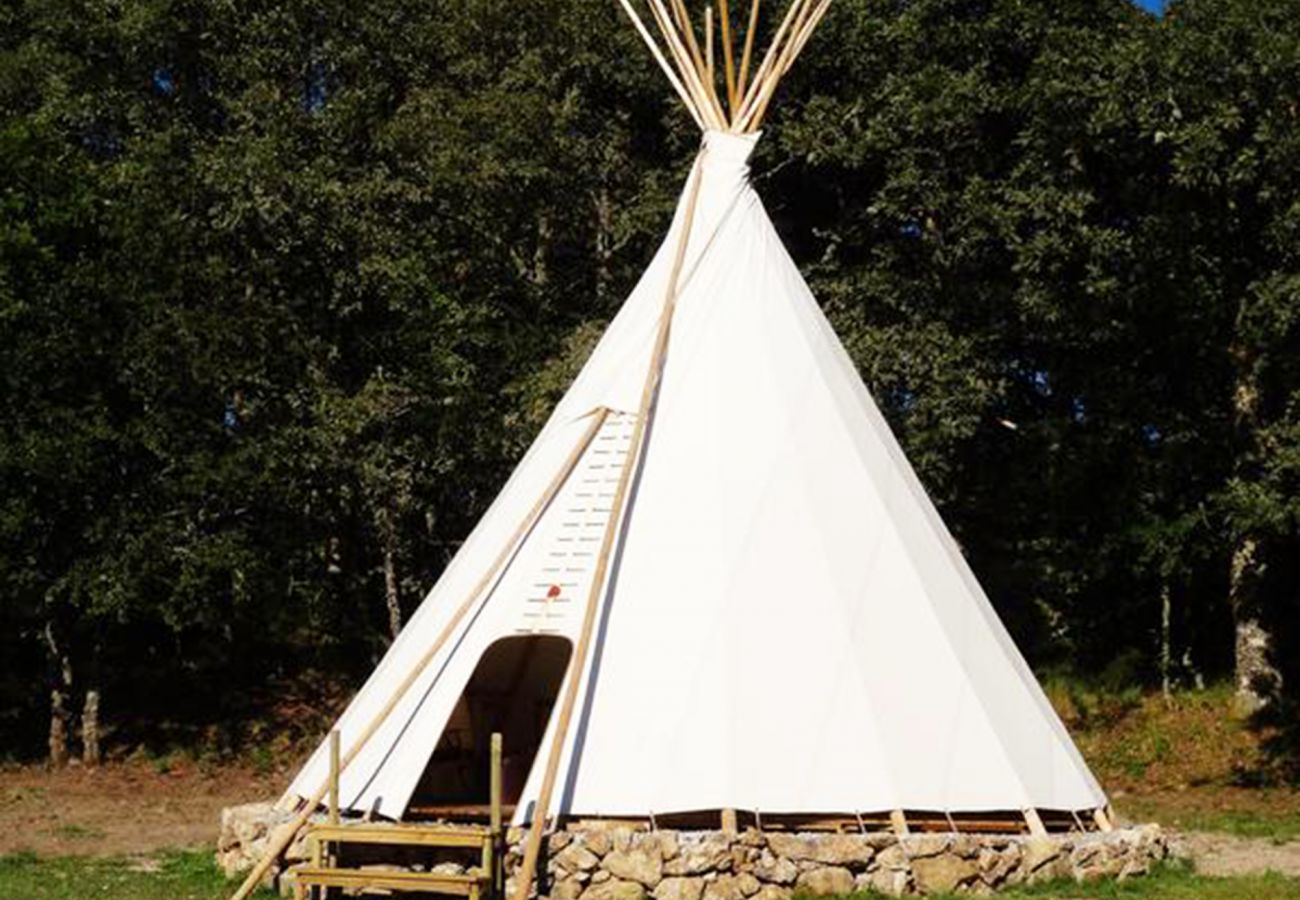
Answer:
0;760;277;857
1176;831;1300;878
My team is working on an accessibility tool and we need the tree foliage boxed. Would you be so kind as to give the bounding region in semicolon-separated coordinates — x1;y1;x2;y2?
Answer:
1;0;1298;763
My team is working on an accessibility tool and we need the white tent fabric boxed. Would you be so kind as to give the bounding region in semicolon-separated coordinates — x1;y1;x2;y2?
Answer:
284;129;1105;823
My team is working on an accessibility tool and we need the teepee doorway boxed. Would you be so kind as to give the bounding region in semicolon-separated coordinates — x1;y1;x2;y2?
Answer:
408;635;572;819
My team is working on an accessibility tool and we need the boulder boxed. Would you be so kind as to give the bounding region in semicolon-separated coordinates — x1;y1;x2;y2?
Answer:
752;852;797;885
766;833;874;867
654;877;703;900
664;835;733;876
911;854;979;894
581;879;647;900
702;873;746;900
557;845;603;874
794;866;854;896
604;849;664;888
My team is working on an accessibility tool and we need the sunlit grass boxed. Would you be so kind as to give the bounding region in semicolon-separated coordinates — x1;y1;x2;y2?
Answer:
0;850;274;899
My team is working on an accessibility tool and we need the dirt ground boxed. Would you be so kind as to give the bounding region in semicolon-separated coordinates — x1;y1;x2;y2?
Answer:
1174;831;1300;877
0;760;278;857
3;759;1300;882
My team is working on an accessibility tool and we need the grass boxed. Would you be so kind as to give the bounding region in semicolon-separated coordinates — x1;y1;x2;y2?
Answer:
0;854;1295;900
0;850;273;899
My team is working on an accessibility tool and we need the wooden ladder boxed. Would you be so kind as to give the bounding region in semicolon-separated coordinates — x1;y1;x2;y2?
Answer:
292;733;504;900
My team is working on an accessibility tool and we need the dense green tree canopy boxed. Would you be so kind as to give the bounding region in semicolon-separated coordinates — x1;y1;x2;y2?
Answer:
1;0;1297;768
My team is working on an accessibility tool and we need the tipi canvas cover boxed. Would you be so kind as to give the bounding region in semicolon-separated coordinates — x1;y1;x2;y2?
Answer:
276;3;1107;863
282;123;1105;827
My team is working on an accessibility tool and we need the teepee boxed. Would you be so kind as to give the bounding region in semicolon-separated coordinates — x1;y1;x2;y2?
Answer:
236;1;1108;896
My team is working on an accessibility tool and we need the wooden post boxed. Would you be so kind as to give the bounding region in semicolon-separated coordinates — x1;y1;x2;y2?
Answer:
490;732;504;836
510;152;710;900
717;0;737;117
230;410;610;900
613;0;706;129
889;809;909;836
490;732;503;894
736;0;761;100
328;730;340;826
1093;807;1114;832
1023;808;1048;837
720;808;738;833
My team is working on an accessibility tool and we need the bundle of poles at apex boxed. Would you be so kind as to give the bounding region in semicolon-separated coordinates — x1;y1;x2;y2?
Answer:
616;0;834;132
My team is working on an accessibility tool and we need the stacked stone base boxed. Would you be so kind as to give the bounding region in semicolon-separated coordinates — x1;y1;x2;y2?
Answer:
519;824;1167;898
218;802;1168;897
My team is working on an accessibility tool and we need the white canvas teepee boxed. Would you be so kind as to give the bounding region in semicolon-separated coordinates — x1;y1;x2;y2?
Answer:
274;0;1106;875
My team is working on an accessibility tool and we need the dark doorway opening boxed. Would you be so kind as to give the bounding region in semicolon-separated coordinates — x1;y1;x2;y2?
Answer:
408;635;572;818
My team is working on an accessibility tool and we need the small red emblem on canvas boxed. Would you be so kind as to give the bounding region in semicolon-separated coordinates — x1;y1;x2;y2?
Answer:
546;584;562;599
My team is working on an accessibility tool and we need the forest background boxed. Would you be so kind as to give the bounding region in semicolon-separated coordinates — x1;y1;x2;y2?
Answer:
2;0;1298;776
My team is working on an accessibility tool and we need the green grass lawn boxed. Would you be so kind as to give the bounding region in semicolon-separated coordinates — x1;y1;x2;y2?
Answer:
0;854;1297;900
0;850;274;900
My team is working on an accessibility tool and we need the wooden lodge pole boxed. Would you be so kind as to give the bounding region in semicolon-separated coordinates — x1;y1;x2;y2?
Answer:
230;410;610;900
328;730;340;826
509;152;710;900
889;809;909;836
1023;807;1048;838
736;0;762;102
717;0;738;116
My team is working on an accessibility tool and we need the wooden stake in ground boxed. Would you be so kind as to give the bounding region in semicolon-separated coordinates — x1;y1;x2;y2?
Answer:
509;152;710;900
230;410;611;900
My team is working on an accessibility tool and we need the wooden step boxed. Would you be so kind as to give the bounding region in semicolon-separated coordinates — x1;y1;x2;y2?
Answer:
292;865;488;898
309;822;493;849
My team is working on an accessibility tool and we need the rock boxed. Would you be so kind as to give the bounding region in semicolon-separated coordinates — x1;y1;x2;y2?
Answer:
1118;857;1150;881
552;877;585;900
558;845;603;874
581;879;647;900
591;870;612;884
702;873;746;900
902;835;951;860
752;852;797;885
978;845;1021;887
766;833;874;867
637;831;679;862
863;866;908;898
794;866;854;896
664;835;733;876
873;843;908;872
1021;837;1061;874
612;828;636;853
604;849;664;888
735;873;761;896
585;832;613;857
654;876;703;900
911;854;979;894
752;886;791;900
550;832;574;853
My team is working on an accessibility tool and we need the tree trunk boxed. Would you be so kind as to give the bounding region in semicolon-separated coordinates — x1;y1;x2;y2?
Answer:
48;689;69;768
43;622;73;768
383;540;402;642
1228;341;1281;712
1229;537;1277;711
594;184;613;302
533;213;551;287
82;689;101;766
1160;583;1172;699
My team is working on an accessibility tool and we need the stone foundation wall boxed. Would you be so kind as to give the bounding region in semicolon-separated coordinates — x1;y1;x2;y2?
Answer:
514;824;1168;898
218;803;1169;897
